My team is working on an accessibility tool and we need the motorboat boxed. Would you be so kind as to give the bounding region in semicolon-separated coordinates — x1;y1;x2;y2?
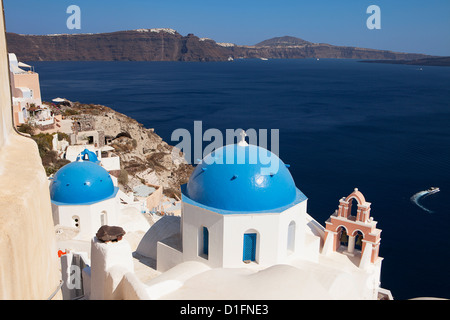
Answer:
427;187;440;194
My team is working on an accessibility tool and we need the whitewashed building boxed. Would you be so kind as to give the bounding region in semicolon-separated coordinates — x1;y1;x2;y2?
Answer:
56;139;391;300
50;160;120;240
64;145;121;172
150;143;321;271
127;140;391;300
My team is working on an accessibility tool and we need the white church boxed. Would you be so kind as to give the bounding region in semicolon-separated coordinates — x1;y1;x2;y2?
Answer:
50;136;392;300
142;142;320;271
50;159;120;240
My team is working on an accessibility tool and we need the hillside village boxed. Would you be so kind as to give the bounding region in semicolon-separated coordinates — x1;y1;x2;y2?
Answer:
10;53;193;216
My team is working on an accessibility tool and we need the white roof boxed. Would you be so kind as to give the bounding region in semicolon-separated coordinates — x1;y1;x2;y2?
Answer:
18;62;31;68
8;54;33;73
133;184;156;197
100;145;115;152
152;256;370;300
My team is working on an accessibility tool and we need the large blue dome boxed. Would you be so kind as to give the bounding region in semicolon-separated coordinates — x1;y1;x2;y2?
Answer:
50;161;118;205
183;144;305;212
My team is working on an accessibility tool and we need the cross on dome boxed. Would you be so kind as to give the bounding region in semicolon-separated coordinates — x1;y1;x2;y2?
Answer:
238;130;248;146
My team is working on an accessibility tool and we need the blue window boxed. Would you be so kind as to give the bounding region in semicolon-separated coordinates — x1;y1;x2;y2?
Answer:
243;233;257;262
203;226;209;256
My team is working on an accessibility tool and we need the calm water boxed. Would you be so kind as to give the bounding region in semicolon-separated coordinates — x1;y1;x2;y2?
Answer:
33;59;450;299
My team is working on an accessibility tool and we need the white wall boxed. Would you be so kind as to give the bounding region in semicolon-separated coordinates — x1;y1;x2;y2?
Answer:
276;200;309;261
156;241;184;272
0;4;62;298
0;6;12;147
178;199;313;269
181;202;225;268
90;237;134;300
52;197;119;240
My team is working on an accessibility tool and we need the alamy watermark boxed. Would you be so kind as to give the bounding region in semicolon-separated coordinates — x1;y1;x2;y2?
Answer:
67;5;81;30
171;121;281;175
64;5;380;31
66;265;82;290
366;5;381;30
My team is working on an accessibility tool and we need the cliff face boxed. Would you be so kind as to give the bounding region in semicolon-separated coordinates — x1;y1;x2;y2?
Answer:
255;35;313;47
6;30;430;61
63;102;193;198
6;29;231;62
235;43;430;60
236;36;430;60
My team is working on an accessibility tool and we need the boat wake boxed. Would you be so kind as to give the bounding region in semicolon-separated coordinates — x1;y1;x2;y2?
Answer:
410;187;440;213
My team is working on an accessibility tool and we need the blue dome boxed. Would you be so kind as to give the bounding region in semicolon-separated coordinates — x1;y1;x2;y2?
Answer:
50;161;117;205
183;144;303;212
76;148;100;164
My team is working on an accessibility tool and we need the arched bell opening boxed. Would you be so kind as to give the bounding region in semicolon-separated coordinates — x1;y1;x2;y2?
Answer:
337;226;349;249
354;231;364;251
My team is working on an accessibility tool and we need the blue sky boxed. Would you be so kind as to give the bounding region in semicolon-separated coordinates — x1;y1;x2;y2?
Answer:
3;0;450;56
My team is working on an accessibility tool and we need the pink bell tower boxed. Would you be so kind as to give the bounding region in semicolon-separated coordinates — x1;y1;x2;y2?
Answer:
322;188;382;269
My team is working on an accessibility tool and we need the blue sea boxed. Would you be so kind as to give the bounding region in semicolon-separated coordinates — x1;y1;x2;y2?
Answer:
32;59;450;300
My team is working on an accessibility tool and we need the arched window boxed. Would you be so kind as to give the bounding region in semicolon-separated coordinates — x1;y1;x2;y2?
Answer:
287;221;296;254
198;226;209;259
349;198;358;218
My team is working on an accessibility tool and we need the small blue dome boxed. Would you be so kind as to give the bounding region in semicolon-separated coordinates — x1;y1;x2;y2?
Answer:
76;148;100;164
183;144;302;212
50;161;117;205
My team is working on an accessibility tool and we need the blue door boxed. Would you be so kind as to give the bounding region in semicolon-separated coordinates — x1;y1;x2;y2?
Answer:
243;233;257;261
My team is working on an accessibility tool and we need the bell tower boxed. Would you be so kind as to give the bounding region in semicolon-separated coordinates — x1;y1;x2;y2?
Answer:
322;188;382;269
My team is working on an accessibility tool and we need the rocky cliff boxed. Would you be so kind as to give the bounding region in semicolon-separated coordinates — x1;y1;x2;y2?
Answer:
237;36;431;60
6;29;230;62
6;29;430;61
61;101;193;198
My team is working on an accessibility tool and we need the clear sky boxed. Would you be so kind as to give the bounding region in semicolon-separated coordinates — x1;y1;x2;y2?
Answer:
3;0;450;56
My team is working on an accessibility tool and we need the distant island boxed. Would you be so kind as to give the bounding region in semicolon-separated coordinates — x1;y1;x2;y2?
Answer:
360;56;450;67
6;29;431;62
